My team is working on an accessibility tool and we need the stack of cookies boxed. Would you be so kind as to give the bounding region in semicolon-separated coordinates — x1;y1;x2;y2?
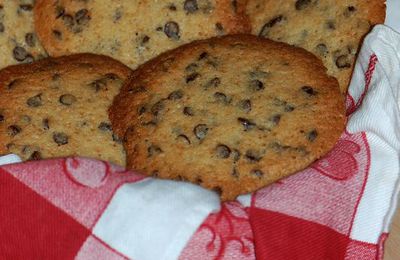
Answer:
0;0;385;200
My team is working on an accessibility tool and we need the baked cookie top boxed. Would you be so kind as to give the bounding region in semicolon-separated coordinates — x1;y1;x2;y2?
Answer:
34;0;250;69
246;0;385;94
0;53;131;166
109;34;346;201
0;0;47;69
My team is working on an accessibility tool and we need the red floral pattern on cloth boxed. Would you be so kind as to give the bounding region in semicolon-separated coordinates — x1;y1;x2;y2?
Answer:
180;202;255;260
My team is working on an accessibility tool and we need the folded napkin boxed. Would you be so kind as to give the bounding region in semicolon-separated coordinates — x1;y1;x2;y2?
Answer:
1;25;400;260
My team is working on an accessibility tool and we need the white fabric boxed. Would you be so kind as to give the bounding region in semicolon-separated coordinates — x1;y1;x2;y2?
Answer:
92;179;220;260
386;0;400;33
348;26;400;242
0;154;21;166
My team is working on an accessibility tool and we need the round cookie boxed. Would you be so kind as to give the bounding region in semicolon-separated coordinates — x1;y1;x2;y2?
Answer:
34;0;250;69
0;54;132;166
0;1;47;69
245;0;385;94
109;34;346;201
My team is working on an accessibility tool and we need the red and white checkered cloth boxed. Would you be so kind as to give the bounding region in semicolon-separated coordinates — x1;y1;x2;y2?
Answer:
1;25;400;260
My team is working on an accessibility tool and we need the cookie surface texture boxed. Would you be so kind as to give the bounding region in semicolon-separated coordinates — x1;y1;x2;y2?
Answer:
34;0;250;69
0;1;47;69
109;34;346;201
246;0;385;94
0;54;131;166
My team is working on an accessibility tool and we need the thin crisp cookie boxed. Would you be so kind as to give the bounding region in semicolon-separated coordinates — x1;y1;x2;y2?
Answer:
109;34;346;201
0;54;132;166
0;1;47;69
34;0;250;69
246;0;385;94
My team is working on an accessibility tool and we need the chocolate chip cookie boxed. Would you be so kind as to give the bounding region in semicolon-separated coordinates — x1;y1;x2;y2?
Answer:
34;0;250;69
0;54;131;166
246;0;385;94
0;1;47;69
109;34;346;201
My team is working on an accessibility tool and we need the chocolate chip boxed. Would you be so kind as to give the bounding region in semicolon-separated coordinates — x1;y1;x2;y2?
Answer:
98;122;112;131
270;142;291;153
112;133;122;143
184;0;198;13
185;63;198;72
295;0;311;10
141;35;150;44
75;9;90;25
151;170;159;177
215;23;224;34
301;86;317;96
307;129;318;142
8;125;21;136
239;99;251;113
250;70;270;79
164;21;180;40
212;186;222;196
177;134;191;144
214;92;230;104
88;78;107;92
231;0;238;12
204;77;221;89
316;43;328;57
138;106;146;115
232;149;241;162
238;118;256;131
168;4;177;11
0;114;4;122
232;167;239;178
113;9;122;21
195;177;203;184
251;169;264;178
183;107;194;116
336;55;351;68
151;100;165;116
52;30;62;40
216;144;231;158
13;46;28;61
0;23;4;33
62;14;74;27
52;73;61;81
27;94;42;107
326;20;336;30
269;114;281;125
148;144;163;157
198;52;208;60
53;132;68;145
59;94;77;106
25;33;36;47
55;6;65;18
42;119;50;130
29;151;42;161
285;105;295;112
348;6;356;12
249;80;264;91
168;90;184;100
19;4;33;11
259;15;284;37
186;73;200;83
194;124;208;140
245;150;263;162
